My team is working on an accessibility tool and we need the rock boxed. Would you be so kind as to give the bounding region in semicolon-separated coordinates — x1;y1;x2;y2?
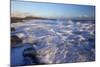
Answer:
11;27;16;32
11;35;23;48
23;47;40;64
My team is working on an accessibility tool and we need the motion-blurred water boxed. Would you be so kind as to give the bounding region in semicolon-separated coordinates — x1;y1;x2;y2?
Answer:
11;19;95;66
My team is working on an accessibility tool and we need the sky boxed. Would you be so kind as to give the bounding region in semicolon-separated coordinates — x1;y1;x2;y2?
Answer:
11;1;95;18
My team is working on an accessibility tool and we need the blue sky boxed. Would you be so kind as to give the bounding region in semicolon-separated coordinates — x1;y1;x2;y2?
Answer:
11;1;95;18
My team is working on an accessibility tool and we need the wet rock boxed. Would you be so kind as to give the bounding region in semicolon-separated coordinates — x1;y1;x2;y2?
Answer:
23;47;40;65
11;27;16;32
11;35;23;48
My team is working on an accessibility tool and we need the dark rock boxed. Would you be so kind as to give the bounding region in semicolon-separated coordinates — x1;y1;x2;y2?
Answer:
11;27;16;32
23;47;40;65
11;35;22;48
